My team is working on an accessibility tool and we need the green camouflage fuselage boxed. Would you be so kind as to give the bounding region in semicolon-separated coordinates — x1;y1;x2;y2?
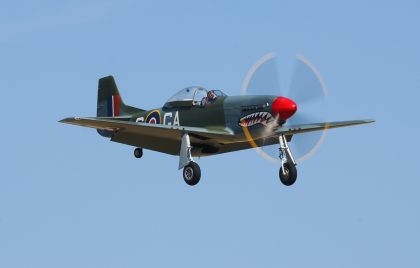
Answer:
128;95;278;134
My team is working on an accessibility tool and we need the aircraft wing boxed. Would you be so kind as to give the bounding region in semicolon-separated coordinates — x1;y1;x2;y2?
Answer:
213;119;375;155
59;117;235;155
275;119;375;135
60;117;374;156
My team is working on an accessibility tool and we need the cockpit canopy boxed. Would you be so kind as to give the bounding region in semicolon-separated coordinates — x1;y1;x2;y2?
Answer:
165;86;227;107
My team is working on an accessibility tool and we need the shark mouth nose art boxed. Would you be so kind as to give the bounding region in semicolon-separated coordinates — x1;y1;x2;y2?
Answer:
239;112;273;127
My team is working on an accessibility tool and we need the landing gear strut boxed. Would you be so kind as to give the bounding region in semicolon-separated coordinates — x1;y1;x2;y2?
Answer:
278;135;297;186
179;133;201;186
134;147;143;158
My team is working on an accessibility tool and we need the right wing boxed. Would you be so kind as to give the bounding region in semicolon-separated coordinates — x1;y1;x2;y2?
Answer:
59;117;235;155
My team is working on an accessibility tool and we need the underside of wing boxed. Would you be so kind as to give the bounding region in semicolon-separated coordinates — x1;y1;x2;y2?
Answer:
59;117;235;155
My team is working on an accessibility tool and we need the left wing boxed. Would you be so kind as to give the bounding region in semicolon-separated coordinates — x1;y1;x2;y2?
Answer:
275;119;375;135
216;120;375;156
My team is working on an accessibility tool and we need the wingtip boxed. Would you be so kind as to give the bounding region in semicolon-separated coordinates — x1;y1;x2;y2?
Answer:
58;117;81;123
58;117;70;123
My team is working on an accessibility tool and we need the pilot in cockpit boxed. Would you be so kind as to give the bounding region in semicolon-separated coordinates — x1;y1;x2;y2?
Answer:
207;90;217;101
201;90;217;106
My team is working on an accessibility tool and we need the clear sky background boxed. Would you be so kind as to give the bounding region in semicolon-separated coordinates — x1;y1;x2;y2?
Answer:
1;0;419;267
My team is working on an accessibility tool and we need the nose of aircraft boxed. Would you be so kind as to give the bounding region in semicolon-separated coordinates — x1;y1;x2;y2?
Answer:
271;97;298;120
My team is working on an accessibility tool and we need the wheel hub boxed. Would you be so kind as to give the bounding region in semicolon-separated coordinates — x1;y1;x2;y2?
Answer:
184;167;194;180
282;168;290;179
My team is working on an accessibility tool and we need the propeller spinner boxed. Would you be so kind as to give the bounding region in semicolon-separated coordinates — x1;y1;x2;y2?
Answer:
271;96;298;121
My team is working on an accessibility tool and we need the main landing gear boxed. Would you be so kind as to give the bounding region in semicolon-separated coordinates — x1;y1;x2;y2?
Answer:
278;135;298;186
137;133;297;187
179;133;201;186
183;162;201;186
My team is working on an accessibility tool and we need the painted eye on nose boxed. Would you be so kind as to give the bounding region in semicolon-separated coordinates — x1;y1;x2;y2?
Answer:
271;97;297;120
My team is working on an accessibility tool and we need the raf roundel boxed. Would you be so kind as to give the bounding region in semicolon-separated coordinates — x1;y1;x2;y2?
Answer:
145;110;161;124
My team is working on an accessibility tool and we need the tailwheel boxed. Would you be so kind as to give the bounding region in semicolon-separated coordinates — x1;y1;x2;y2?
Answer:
183;162;201;186
279;162;297;186
134;148;143;158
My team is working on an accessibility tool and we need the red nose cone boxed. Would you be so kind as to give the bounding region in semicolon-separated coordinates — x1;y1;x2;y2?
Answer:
271;97;297;120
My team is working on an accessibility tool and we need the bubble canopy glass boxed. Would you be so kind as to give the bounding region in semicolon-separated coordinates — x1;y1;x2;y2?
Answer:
165;87;226;107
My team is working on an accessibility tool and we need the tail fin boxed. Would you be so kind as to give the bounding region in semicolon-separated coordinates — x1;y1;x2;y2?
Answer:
96;76;143;137
98;76;125;117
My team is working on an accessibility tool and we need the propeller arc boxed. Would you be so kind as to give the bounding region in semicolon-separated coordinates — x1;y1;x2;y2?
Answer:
241;52;329;164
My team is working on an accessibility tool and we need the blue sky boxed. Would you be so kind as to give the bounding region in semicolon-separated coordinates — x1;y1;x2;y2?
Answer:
1;0;419;267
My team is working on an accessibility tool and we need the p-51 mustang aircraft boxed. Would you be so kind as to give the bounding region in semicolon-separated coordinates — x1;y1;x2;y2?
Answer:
60;76;373;186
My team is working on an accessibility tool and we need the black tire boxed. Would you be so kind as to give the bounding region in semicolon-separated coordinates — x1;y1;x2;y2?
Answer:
134;148;143;158
279;162;297;186
183;162;201;186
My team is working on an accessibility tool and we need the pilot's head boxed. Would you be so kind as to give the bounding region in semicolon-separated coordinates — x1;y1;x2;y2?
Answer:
207;90;216;100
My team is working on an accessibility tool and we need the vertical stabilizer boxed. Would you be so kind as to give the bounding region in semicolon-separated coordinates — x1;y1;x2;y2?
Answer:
96;76;143;137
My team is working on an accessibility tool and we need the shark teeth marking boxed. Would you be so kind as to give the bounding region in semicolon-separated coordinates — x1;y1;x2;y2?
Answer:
239;112;273;127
